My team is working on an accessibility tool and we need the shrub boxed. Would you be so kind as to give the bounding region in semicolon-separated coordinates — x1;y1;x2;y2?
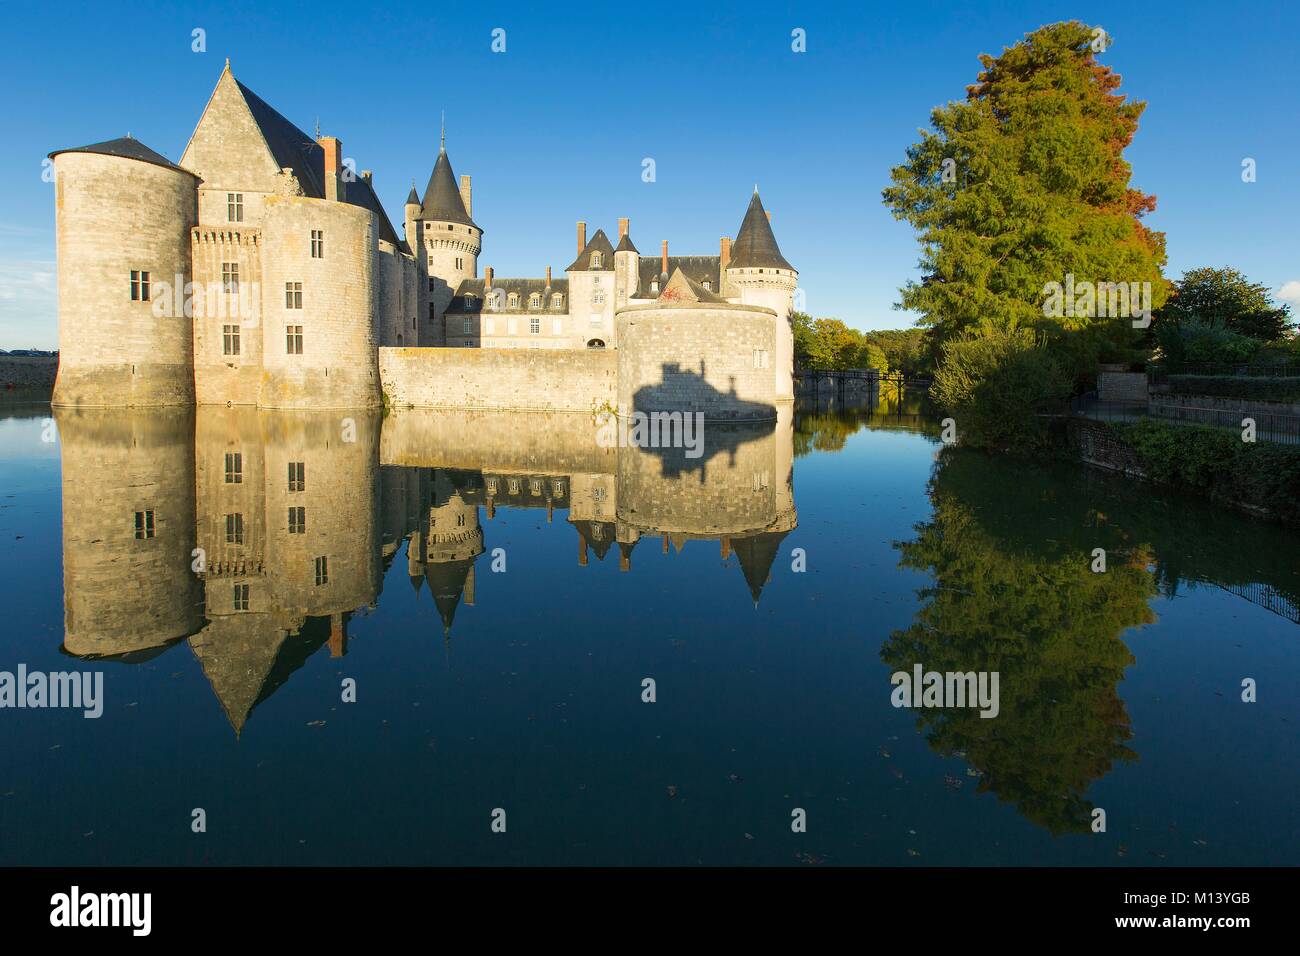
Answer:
1154;316;1260;368
1166;375;1300;404
1114;419;1300;525
930;328;1072;452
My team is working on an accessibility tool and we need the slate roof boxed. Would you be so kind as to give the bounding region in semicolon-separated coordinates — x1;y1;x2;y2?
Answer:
47;137;198;177
655;267;725;304
732;530;790;605
447;277;570;314
729;191;793;271
635;255;721;298
420;148;477;227
565;229;616;272
615;232;639;253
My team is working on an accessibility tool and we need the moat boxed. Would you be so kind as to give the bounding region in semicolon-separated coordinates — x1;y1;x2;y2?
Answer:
0;393;1297;866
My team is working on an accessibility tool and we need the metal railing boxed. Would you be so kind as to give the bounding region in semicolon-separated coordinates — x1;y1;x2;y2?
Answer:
1071;393;1300;444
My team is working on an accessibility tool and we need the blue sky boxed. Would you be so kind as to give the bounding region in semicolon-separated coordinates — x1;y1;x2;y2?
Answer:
3;0;1298;348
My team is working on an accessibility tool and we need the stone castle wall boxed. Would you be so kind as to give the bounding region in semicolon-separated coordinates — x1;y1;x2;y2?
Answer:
52;152;197;407
616;303;778;421
379;347;617;413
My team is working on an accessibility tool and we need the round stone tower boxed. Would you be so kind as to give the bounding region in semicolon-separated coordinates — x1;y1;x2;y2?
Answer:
724;190;797;403
49;138;199;407
417;132;481;345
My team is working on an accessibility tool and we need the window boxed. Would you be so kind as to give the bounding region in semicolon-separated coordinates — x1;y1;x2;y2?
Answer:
456;513;466;527
552;480;565;496
311;229;324;258
650;280;659;294
133;510;155;539
592;290;605;306
530;316;540;334
530;479;542;496
486;478;499;495
285;282;302;309
222;324;240;356
224;452;242;483
289;506;306;534
552;293;563;308
530;293;541;309
314;556;329;586
225;512;244;545
591;252;603;268
130;270;151;301
429;278;436;293
233;583;250;611
288;461;305;492
508;293;519;308
286;325;303;354
463;317;472;334
455;257;463;270
222;262;239;294
702;280;711;291
586;338;605;349
227;193;243;222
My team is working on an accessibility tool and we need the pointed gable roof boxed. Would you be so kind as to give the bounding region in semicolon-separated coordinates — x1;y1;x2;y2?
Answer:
421;147;476;227
235;79;326;197
729;191;793;272
565;228;616;272
48;136;197;176
406;184;421;205
615;231;639;253
732;530;789;605
657;267;725;304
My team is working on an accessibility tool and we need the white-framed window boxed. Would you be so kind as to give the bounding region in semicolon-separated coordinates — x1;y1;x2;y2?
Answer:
286;325;303;354
285;282;302;309
592;290;605;305
463;317;472;334
224;452;242;484
227;193;243;222
310;230;324;258
552;293;563;308
222;262;239;294
530;316;540;334
702;280;711;291
591;252;603;268
222;324;240;356
130;270;151;301
530;293;541;308
650;279;659;294
233;583;249;611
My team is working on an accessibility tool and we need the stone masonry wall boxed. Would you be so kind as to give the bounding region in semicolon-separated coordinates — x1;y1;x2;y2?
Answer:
1097;371;1148;403
379;347;616;413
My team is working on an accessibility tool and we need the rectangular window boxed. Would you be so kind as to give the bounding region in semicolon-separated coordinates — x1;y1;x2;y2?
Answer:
227;193;244;222
133;510;155;539
285;282;302;309
589;313;601;326
288;461;305;492
530;316;540;334
233;583;249;611
310;230;324;258
130;270;151;301
222;262;239;294
314;556;329;586
463;318;472;334
222;324;241;356
286;325;303;354
289;506;306;534
224;451;242;483
225;512;244;545
429;278;436;293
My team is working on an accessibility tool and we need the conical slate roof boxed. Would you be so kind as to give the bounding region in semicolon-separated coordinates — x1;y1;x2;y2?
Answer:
426;558;474;633
48;136;196;176
421;148;476;227
406;184;420;205
615;231;638;253
732;530;789;605
729;192;793;272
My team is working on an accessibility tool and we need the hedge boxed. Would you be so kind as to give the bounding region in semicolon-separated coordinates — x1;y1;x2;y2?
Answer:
1166;375;1300;404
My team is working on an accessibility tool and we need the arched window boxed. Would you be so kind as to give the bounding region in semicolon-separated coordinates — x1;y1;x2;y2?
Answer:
586;338;605;349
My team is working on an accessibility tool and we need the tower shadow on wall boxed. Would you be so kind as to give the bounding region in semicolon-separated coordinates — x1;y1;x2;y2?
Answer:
629;361;776;478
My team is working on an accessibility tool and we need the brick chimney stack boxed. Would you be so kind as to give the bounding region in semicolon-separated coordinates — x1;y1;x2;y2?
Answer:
545;266;552;287
618;217;629;239
460;175;472;217
485;266;493;290
319;136;344;202
576;221;587;255
720;236;731;272
661;240;668;276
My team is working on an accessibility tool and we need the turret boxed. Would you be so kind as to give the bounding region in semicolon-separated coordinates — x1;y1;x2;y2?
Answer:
613;217;638;310
726;189;797;402
565;225;617;348
49;137;198;406
417;127;481;346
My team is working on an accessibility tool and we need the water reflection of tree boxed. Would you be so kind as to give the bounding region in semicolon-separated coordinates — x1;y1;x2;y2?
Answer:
793;390;936;456
884;448;1157;834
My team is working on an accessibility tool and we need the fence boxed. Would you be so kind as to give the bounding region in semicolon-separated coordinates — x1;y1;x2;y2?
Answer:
1070;392;1300;444
1149;361;1300;384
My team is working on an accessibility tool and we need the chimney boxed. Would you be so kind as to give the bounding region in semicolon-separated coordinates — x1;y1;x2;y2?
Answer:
578;535;588;567
484;266;493;290
618;217;629;239
576;221;587;254
661;240;668;276
720;236;731;272
545;265;552;287
459;175;472;216
319;136;344;202
464;564;475;606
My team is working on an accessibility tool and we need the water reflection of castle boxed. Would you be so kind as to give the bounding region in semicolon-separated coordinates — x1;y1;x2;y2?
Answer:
55;406;796;733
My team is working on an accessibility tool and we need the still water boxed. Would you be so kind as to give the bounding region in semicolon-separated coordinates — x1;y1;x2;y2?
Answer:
0;396;1296;865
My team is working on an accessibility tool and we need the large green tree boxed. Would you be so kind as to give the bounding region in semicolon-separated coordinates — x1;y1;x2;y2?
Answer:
1155;266;1294;342
882;21;1168;370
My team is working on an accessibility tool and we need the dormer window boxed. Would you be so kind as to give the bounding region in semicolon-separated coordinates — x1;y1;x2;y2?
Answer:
529;293;541;309
507;293;520;308
590;252;603;268
650;280;659;294
702;280;711;291
552;293;563;307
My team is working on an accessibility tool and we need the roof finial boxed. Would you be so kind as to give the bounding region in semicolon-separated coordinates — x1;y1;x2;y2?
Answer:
224;57;230;71
440;111;446;152
315;116;321;140
754;183;758;194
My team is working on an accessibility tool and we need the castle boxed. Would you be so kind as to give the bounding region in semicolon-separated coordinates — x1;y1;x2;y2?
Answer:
49;62;796;419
